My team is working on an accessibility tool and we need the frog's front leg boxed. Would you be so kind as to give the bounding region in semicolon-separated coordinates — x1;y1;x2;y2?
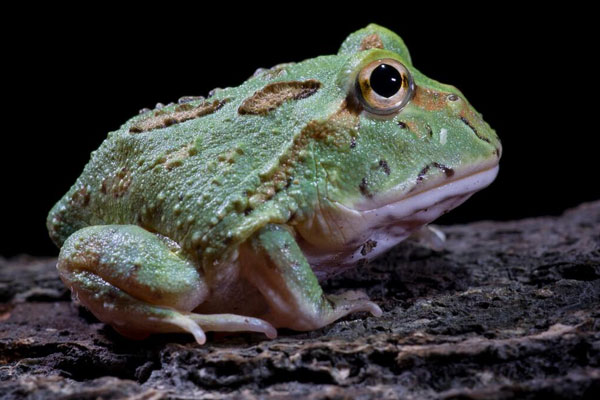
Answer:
57;225;276;344
242;224;382;331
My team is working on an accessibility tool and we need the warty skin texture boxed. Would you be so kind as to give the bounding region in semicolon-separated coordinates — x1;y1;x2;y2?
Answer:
47;24;501;343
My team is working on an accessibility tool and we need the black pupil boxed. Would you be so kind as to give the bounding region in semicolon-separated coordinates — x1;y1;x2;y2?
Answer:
370;64;402;98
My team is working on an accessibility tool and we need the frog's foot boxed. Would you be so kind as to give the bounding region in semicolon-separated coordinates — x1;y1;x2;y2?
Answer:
58;225;276;344
409;224;446;251
66;269;276;344
243;224;382;331
323;290;382;323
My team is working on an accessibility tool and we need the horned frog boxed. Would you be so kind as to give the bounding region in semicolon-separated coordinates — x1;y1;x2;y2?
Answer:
47;24;501;344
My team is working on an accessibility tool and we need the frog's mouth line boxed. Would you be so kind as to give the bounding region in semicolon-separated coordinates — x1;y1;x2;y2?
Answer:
350;161;499;213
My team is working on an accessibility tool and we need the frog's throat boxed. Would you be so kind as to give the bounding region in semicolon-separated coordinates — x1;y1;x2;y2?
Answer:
299;163;498;278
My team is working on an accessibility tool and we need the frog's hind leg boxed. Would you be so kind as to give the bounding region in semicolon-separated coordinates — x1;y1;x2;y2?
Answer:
58;225;276;344
242;224;382;331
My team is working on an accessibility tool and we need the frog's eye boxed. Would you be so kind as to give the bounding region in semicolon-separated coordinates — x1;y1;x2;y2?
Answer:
356;58;414;115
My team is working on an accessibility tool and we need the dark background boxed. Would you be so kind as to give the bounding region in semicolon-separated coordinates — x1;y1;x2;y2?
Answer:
3;8;597;257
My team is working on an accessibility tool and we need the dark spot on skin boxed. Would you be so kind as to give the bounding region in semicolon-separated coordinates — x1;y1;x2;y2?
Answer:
461;116;491;144
178;194;184;201
360;239;378;256
448;94;459;102
433;162;455;178
425;123;433;137
417;162;454;183
417;165;430;183
378;159;391;175
495;147;501;158
359;178;372;197
350;137;357;148
243;207;253;216
397;121;407;129
344;92;364;116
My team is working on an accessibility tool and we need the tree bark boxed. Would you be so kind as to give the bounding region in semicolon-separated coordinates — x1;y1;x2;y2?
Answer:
1;201;599;399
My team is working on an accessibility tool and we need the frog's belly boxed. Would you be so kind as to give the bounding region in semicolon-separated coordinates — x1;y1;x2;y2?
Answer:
301;165;499;280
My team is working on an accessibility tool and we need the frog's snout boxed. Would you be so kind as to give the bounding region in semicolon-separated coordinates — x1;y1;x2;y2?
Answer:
458;111;502;160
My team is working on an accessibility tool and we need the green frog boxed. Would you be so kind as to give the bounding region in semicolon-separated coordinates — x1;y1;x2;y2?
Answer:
47;24;501;344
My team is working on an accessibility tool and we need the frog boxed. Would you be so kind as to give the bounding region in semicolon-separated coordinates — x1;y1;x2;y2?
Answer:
47;24;501;345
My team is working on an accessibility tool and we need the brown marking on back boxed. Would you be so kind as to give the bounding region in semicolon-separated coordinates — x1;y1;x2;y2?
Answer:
100;167;132;198
305;99;361;146
238;80;321;115
360;34;384;51
245;100;359;208
411;86;448;111
129;99;228;133
162;143;196;171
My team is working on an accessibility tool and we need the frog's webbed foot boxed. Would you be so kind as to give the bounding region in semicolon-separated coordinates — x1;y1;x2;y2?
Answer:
58;225;275;344
243;224;382;331
409;224;446;251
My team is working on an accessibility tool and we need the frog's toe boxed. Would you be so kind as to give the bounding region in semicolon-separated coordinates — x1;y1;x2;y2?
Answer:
409;224;446;251
188;313;277;339
112;313;207;345
327;290;383;318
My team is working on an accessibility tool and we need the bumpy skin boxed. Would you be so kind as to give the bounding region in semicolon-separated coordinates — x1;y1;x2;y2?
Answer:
47;24;501;344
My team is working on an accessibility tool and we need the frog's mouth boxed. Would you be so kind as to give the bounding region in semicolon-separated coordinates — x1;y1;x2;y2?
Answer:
300;161;499;277
351;159;499;212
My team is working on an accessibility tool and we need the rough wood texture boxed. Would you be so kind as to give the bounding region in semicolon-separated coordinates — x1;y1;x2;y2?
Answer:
1;201;599;399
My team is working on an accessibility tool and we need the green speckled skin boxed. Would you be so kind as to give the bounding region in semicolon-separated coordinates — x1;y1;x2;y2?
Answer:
47;24;501;343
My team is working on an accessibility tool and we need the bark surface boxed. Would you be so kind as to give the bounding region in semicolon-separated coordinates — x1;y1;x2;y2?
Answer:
1;202;599;399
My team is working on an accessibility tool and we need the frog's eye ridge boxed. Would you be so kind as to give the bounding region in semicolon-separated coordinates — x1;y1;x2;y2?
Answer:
356;58;414;115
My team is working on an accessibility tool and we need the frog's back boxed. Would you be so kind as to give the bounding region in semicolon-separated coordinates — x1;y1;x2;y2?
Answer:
47;55;344;255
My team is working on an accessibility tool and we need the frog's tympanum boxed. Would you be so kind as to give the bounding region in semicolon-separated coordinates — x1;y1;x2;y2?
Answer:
48;25;501;344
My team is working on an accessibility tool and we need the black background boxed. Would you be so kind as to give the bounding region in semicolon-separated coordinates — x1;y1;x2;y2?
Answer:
3;7;597;257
